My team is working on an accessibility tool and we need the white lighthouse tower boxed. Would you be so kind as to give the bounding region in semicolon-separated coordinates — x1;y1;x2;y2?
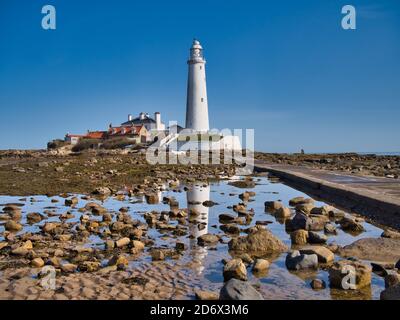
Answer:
185;39;209;132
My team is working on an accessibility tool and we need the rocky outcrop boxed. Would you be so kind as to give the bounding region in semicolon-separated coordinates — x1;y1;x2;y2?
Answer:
228;226;287;257
329;260;371;290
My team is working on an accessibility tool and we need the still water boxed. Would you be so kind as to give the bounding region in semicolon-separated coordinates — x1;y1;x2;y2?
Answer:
0;175;386;300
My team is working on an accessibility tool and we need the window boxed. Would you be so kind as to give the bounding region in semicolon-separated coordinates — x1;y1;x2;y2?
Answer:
200;65;202;70
201;98;204;102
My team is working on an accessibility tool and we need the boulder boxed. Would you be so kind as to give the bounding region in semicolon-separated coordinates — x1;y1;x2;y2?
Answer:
116;237;130;248
329;260;371;290
108;254;129;266
92;187;112;196
31;257;45;268
308;231;328;244
339;217;365;233
223;258;247;281
220;224;240;235
310;205;334;216
219;279;263;300
285;250;318;271
324;223;337;234
151;249;165;261
194;289;219;300
286;212;311;231
385;272;400;288
79;261;101;272
61;263;78;273
252;259;270;272
219;213;237;224
310;279;326;290
300;246;334;263
295;203;315;215
27;212;45;224
337;238;400;263
198;234;219;246
65;197;78;207
145;194;159;204
290;229;309;245
228;226;287;257
289;197;314;207
228;180;255;189
264;201;283;212
275;207;292;218
5;220;23;232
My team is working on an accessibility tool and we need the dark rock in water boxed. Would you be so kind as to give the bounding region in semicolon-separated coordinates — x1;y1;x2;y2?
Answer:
219;279;263;300
219;213;237;224
286;212;311;231
285;250;318;271
310;279;326;290
198;234;219;246
385;271;400;288
380;284;400;300
26;212;45;224
289;196;314;207
329;260;371;290
203;200;218;207
264;201;283;212
308;231;328;244
228;180;255;189
324;223;337;235
220;224;240;235
228;226;287;257
338;217;365;233
145;194;159;204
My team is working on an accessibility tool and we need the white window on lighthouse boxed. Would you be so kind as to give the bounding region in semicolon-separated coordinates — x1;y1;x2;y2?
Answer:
201;98;204;102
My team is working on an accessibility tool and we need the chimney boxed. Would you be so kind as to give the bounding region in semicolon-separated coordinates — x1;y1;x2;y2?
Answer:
155;112;161;130
128;114;133;121
139;112;146;120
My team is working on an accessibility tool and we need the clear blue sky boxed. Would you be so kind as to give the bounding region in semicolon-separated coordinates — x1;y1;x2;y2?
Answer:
0;0;399;152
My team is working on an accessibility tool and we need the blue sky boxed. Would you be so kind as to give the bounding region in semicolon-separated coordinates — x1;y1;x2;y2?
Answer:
0;0;399;152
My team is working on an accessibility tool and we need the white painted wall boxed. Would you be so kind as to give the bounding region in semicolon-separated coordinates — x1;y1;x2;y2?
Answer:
185;40;209;132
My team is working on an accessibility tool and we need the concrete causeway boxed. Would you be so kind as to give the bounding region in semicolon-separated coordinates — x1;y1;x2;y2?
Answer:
254;161;400;229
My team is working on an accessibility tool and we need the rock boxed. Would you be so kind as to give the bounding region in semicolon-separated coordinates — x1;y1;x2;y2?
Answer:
381;229;400;239
5;220;23;232
108;255;129;266
308;231;328;244
275;207;292;218
145;194;159;204
264;201;283;212
115;237;130;248
198;234;219;246
324;223;337;234
65;197;78;207
57;234;72;242
310;279;326;290
219;213;237;224
0;242;8;250
220;224;240;235
228;180;255;189
219;279;263;300
285;250;318;270
309;215;329;231
228;226;287;257
175;242;186;251
380;284;400;300
300;246;335;263
289;197;314;206
339;217;365;233
238;253;254;265
253;259;270;272
31;257;45;268
310;205;334;216
239;192;254;201
202;200;217;207
290;230;309;245
61;263;77;273
79;261;101;272
27;212;45;224
194;289;219;300
151;249;165;261
223;259;247;281
11;247;29;256
42;222;58;234
92;187;112;196
286;212;311;231
131;240;145;253
295;203;315;215
85;202;107;214
105;240;115;250
337;238;400;263
329;260;371;289
385;272;400;288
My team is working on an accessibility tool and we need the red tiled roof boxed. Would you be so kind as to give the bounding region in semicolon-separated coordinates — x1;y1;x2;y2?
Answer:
108;125;144;136
85;131;107;139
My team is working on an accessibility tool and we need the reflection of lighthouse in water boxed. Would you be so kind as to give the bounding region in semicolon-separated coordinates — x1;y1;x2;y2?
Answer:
187;184;210;275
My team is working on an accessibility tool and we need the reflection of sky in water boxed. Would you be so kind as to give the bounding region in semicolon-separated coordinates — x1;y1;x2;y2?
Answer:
0;176;387;299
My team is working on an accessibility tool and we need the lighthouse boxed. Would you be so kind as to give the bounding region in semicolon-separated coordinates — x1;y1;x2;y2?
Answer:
185;39;209;132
